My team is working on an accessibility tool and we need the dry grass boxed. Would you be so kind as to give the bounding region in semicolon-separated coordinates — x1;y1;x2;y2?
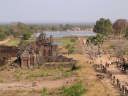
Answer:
0;90;41;96
0;37;121;96
67;54;119;96
4;38;20;46
0;67;74;83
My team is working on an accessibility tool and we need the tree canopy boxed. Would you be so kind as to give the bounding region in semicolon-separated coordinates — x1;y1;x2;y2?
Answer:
11;22;32;37
93;18;113;35
113;19;128;35
0;26;10;40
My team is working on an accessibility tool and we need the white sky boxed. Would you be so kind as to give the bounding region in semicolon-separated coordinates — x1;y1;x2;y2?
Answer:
0;0;128;23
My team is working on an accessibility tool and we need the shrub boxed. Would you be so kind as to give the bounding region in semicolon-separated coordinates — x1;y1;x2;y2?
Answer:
68;47;75;54
61;82;86;96
0;32;6;40
70;38;76;43
22;32;32;40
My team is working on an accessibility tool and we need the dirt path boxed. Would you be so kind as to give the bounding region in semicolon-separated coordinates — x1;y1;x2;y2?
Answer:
0;37;11;45
0;77;76;91
66;37;120;96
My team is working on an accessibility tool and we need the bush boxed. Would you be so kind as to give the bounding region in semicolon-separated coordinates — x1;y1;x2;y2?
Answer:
68;47;75;54
22;32;32;40
61;82;86;96
70;38;76;43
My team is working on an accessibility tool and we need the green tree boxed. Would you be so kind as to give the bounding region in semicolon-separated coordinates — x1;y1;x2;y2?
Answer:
0;32;6;40
0;26;9;40
22;32;32;40
93;18;113;35
87;34;104;46
11;22;32;37
86;34;104;55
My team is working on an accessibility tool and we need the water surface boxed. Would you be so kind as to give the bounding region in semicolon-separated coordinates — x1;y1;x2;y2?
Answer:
35;31;96;38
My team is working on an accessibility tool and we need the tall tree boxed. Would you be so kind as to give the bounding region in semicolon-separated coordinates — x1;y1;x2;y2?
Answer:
113;19;128;35
93;18;113;35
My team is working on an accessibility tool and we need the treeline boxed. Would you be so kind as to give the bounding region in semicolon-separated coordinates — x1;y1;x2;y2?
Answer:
1;19;128;41
87;18;128;56
93;18;128;38
30;23;93;31
0;22;33;40
0;23;93;40
0;25;12;40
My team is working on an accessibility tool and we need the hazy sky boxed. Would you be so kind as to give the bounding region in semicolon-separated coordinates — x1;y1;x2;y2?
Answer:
0;0;128;23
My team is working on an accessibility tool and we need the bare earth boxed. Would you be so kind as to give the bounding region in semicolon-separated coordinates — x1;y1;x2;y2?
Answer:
0;37;121;96
0;77;76;91
0;38;11;45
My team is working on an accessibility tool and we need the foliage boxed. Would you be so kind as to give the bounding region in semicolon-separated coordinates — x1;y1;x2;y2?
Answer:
41;88;48;96
22;32;32;40
61;82;86;96
70;38;76;42
13;67;73;81
0;22;93;41
124;28;128;39
18;40;32;47
61;37;77;54
0;22;33;41
0;32;6;40
5;38;20;46
9;22;33;39
65;44;75;54
86;33;105;56
0;25;11;40
87;33;104;46
113;19;128;35
93;18;112;35
66;44;74;54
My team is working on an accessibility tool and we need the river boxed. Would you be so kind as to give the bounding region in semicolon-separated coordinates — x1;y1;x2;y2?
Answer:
34;31;96;38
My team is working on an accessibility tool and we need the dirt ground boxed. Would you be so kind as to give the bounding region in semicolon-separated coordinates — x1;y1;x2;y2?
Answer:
66;38;120;96
0;37;11;45
0;77;76;91
0;37;122;96
67;54;120;96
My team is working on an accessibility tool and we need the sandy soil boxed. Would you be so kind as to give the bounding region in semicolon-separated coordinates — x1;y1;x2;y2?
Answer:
0;37;11;45
0;77;76;91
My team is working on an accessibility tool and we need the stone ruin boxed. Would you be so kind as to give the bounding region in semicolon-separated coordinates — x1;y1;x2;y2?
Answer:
0;32;77;68
0;46;19;65
15;33;57;68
